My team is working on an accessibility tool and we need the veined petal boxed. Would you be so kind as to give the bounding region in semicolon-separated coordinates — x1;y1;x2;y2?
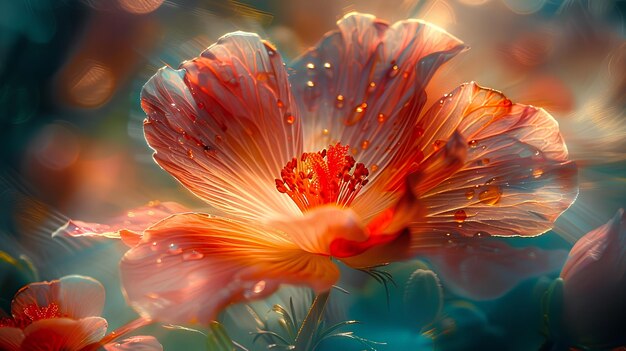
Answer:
0;327;24;351
393;82;576;237
103;336;163;351
53;201;188;246
290;12;466;180
120;213;338;324
11;276;105;322
142;32;302;222
21;317;107;351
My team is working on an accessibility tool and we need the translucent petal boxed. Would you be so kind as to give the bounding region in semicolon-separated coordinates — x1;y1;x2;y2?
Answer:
120;213;338;324
290;12;466;184
21;317;107;351
142;32;302;222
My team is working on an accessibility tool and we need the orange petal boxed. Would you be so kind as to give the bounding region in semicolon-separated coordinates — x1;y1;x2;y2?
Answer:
120;213;338;324
407;82;577;237
53;201;188;246
142;32;302;222
21;317;107;351
0;327;24;351
290;12;466;179
11;276;105;322
103;336;163;351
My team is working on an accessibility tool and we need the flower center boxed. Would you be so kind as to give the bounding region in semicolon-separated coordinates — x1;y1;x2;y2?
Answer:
275;143;369;212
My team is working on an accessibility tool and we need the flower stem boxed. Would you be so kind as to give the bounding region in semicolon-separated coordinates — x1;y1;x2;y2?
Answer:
293;290;330;351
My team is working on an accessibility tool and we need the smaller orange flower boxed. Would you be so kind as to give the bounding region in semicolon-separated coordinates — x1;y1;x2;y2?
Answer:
0;275;162;351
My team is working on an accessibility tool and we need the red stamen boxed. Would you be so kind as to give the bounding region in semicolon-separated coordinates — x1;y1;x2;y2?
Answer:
275;143;370;211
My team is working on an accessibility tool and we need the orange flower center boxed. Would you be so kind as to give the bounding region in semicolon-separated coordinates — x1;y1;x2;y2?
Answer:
275;143;369;211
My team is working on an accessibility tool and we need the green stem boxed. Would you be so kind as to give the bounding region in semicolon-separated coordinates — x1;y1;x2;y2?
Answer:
293;290;330;351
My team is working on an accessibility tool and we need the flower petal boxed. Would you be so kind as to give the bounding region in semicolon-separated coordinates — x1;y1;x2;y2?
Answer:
120;213;338;324
0;327;24;351
422;237;567;299
53;201;188;246
290;12;466;176
405;82;577;237
142;32;302;222
11;276;105;322
21;317;107;351
103;336;163;351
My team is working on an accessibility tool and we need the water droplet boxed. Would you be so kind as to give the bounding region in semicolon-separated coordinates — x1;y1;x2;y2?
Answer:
361;140;370;150
355;102;367;114
532;168;543;178
478;185;502;205
377;113;385;123
151;241;158;251
285;114;295;124
306;63;315;69
433;140;445;151
482;158;490;164
481;145;487;150
415;126;424;137
277;99;284;108
215;135;223;144
371;164;379;172
127;211;135;218
468;140;478;148
267;48;275;56
389;63;399;78
368;82;376;92
534;150;541;156
187;149;194;159
306;81;315;87
465;189;475;200
485;177;497;185
168;243;182;255
252;280;266;293
454;209;467;223
473;232;489;238
322;128;329;135
403;71;410;79
147;210;155;216
170;103;176;107
323;62;331;69
156;258;162;264
197;102;204;109
335;95;344;108
351;148;358;156
182;250;204;261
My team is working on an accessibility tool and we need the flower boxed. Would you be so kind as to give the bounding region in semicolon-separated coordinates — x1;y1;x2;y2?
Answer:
59;12;577;324
560;209;626;348
0;275;162;351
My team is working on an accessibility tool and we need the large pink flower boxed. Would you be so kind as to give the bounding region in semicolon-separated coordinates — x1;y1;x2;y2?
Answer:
0;275;162;351
60;12;577;324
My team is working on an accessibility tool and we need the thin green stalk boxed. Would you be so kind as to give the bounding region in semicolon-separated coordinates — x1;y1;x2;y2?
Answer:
293;291;330;351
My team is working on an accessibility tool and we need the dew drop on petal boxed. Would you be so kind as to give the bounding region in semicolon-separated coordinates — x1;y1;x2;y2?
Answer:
478;185;502;205
306;81;315;87
433;140;445;151
368;82;376;92
532;168;543;178
389;63;400;78
197;102;204;109
468;140;478;148
371;164;379;172
465;189;475;200
322;128;329;135
377;113;385;123
168;243;182;255
243;280;266;299
323;62;331;69
454;209;467;223
182;250;204;261
151;242;158;251
336;95;344;109
285;114;295;125
277;99;284;108
361;140;370;150
306;63;315;69
187;149;194;159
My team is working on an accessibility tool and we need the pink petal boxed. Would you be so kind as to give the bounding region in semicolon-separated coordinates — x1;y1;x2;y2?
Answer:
120;213;338;324
53;201;189;245
423;237;567;299
103;336;163;351
290;12;466;185
21;317;107;351
408;82;577;237
12;276;105;322
0;327;24;351
142;32;302;222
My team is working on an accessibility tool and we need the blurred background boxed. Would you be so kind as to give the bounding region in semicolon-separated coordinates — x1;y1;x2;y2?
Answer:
0;0;624;350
